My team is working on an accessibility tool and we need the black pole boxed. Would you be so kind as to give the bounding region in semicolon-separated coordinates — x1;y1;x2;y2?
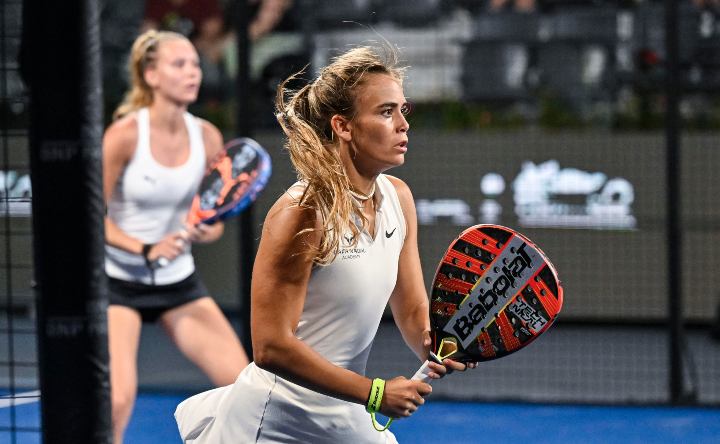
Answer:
665;0;684;405
21;0;111;442
235;0;254;357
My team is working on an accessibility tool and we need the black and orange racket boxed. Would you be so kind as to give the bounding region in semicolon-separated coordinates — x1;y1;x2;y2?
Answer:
413;224;563;380
156;138;271;268
370;224;562;431
187;137;271;226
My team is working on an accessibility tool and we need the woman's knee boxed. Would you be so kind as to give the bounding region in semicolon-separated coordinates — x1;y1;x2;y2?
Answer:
111;388;136;424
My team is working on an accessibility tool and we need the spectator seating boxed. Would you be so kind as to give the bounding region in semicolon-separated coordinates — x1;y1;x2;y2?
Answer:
376;0;445;28
461;13;542;102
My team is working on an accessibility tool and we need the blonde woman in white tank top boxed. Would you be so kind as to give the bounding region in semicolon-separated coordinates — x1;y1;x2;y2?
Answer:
103;30;248;444
175;46;473;443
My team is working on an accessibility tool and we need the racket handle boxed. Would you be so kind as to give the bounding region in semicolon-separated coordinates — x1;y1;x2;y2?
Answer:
155;232;190;268
411;352;442;384
411;360;433;383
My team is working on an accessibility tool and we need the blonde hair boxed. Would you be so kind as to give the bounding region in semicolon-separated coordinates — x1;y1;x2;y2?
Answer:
275;46;406;265
112;30;188;120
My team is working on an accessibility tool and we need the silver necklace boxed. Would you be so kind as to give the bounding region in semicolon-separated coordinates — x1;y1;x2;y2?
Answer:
349;182;376;202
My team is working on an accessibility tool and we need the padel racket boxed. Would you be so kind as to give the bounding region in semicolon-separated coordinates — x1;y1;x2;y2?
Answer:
370;224;562;431
187;137;271;225
156;137;271;267
412;224;563;382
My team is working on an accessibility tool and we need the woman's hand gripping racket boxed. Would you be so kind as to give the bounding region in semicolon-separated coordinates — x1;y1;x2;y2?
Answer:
370;225;563;431
156;137;271;267
414;224;563;382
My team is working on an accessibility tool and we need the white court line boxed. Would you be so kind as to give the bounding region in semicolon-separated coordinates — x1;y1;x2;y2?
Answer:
0;390;40;408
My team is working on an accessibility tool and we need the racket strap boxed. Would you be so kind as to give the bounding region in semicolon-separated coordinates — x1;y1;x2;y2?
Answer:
142;243;158;285
370;413;392;432
366;378;393;431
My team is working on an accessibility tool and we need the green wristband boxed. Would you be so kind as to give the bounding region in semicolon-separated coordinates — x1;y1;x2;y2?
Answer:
366;378;385;414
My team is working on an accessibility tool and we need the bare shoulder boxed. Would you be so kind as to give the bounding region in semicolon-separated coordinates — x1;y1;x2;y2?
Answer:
261;187;321;253
265;185;317;233
198;118;224;160
383;174;414;205
103;113;138;160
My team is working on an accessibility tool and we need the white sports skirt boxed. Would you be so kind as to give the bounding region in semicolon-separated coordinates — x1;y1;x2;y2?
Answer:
175;363;399;444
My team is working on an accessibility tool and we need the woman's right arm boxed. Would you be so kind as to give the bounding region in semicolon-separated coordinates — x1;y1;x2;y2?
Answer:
251;191;431;418
102;118;185;261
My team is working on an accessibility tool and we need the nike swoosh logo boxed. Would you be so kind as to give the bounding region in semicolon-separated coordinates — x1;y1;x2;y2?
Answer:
385;228;396;238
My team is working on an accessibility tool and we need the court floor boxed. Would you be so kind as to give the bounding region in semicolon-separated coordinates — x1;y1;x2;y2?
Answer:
2;319;720;442
2;392;720;443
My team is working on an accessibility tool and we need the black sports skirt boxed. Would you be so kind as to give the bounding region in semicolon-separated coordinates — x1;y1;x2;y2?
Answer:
108;272;209;322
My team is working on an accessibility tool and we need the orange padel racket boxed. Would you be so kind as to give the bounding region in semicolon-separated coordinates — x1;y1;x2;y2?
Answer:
370;225;563;431
156;138;271;268
413;224;563;380
187;137;271;225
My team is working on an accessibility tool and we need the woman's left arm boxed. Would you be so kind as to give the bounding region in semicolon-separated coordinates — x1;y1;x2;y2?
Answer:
386;176;466;377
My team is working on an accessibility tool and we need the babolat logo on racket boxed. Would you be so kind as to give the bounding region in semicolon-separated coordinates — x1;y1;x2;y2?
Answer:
444;236;540;348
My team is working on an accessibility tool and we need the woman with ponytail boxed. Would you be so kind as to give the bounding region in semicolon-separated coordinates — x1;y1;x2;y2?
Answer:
175;45;469;443
102;30;248;443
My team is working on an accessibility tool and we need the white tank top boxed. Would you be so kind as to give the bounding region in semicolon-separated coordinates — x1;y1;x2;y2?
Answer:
105;108;206;285
297;175;406;371
175;174;406;443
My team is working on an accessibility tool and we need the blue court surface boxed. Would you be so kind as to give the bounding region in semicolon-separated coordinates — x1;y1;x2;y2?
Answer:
2;391;720;443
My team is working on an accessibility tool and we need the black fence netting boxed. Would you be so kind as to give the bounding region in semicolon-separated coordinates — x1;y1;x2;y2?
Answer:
2;3;720;443
0;0;40;443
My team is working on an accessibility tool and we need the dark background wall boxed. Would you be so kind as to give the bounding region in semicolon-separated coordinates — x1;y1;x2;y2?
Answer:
193;129;719;323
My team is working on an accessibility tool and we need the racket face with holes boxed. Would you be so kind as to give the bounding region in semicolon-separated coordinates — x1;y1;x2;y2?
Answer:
429;224;563;363
187;137;272;225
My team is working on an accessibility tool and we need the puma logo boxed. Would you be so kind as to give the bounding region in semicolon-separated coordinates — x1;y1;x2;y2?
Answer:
385;228;396;238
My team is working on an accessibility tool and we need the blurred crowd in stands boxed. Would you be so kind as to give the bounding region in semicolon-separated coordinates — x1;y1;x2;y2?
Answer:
100;0;298;126
5;1;720;130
